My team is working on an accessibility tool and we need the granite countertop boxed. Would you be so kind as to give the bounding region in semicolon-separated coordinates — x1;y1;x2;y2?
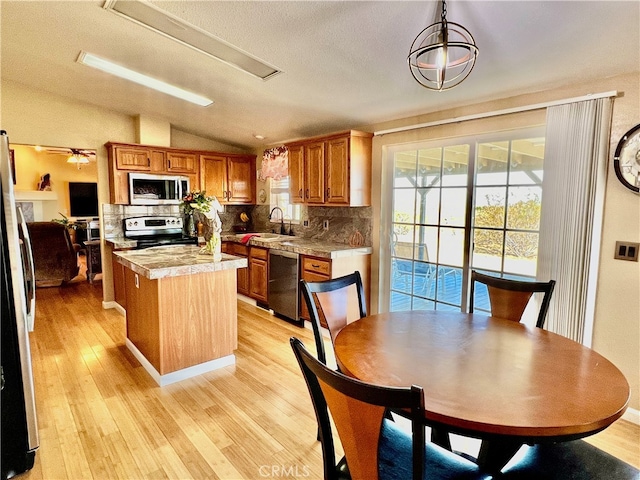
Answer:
222;233;372;259
107;233;373;259
113;245;247;280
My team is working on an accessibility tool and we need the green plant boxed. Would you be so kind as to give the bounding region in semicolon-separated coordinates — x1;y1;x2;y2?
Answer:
51;213;84;230
181;191;214;214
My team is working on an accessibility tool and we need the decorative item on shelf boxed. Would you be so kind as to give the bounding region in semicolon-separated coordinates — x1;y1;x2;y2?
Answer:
181;190;224;260
349;230;364;247
408;0;478;91
37;173;51;191
259;145;288;180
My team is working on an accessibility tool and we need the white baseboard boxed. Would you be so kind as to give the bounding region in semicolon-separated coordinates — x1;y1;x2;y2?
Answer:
102;300;125;316
237;294;256;306
622;407;640;425
125;338;235;386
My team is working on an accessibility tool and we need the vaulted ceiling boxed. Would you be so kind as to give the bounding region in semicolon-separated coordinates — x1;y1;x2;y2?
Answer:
1;1;638;150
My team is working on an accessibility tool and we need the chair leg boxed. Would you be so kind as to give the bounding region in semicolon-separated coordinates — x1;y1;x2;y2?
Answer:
431;427;452;451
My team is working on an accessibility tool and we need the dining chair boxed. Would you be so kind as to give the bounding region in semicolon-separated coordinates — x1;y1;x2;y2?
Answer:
496;439;639;479
469;270;556;328
300;271;367;365
290;337;488;480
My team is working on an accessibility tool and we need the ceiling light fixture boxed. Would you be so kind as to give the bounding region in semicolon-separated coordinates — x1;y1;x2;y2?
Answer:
103;0;281;81
67;150;90;170
408;0;478;91
77;51;213;106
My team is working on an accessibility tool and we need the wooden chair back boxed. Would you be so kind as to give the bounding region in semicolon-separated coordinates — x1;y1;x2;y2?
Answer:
470;270;556;328
300;271;367;364
290;337;425;480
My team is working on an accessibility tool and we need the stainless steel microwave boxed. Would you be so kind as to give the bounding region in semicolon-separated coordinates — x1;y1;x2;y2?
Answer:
128;173;190;205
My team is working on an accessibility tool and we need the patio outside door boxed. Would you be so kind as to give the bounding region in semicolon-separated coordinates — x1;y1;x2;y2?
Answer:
389;130;545;316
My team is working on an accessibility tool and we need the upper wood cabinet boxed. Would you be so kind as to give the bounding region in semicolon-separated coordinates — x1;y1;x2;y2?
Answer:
166;151;198;174
286;130;372;206
200;154;256;205
288;145;305;203
106;142;254;205
113;145;152;171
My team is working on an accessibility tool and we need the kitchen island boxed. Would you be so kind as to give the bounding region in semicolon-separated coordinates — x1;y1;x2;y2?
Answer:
112;245;247;386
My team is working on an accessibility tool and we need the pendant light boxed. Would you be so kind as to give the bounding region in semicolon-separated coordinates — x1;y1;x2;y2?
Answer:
408;0;478;91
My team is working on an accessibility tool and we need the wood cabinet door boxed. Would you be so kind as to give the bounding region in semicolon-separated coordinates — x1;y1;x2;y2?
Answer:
299;255;332;322
227;156;255;204
249;258;268;302
305;141;325;204
288;145;305;204
326;136;350;205
166;152;198;174
115;146;151;170
231;243;249;296
149;150;166;173
112;254;126;309
201;154;228;201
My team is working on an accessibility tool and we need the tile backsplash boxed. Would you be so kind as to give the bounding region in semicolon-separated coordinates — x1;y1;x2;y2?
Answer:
103;203;371;246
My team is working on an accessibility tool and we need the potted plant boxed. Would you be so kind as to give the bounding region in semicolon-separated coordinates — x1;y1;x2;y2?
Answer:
52;213;84;244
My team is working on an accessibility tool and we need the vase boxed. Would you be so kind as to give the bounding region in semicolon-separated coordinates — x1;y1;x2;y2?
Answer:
200;233;222;261
184;213;196;237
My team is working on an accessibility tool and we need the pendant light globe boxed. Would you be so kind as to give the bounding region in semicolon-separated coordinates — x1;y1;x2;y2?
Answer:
408;1;478;91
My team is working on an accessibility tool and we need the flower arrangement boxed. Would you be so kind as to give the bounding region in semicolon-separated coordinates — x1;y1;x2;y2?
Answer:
180;190;215;214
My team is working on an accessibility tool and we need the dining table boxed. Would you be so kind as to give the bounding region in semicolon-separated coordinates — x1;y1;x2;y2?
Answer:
333;310;630;474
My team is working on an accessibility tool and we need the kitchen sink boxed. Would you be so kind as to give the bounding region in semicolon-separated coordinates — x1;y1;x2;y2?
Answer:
235;232;288;242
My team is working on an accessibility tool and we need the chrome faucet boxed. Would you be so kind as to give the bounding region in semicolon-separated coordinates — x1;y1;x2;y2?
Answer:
269;206;286;234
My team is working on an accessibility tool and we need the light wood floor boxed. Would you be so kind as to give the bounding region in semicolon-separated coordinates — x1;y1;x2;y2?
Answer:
24;280;639;479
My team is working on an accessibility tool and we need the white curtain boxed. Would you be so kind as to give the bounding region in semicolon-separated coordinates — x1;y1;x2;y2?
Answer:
537;98;613;345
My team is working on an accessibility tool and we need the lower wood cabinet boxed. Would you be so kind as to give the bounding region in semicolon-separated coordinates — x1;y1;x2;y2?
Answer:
224;242;269;302
299;254;371;326
112;253;127;309
249;246;269;303
230;243;250;296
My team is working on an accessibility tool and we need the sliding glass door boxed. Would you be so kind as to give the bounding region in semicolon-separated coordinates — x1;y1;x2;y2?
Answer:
388;129;545;313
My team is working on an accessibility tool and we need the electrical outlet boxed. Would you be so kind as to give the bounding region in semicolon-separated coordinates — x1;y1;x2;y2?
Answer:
303;220;309;227
614;241;639;261
323;220;329;230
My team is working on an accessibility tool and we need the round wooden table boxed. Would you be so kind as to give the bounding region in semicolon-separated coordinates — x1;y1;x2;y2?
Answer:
333;311;630;471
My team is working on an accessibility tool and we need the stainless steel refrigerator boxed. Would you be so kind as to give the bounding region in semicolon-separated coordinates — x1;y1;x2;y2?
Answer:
1;130;39;479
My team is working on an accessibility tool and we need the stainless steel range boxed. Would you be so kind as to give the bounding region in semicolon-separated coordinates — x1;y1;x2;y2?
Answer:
123;216;199;249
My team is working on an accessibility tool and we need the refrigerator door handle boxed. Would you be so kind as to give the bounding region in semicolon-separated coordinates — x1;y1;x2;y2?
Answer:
17;206;36;331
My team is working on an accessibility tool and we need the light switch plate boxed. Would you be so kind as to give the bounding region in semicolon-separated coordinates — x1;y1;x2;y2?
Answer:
614;241;639;261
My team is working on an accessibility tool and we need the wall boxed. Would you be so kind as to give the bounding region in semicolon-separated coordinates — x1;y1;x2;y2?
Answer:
362;71;640;414
10;144;98;219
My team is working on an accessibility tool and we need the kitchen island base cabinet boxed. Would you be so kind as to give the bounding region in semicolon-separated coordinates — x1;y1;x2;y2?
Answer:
124;267;238;386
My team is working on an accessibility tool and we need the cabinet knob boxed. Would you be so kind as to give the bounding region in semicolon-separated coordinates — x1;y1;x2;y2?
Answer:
326;187;330;198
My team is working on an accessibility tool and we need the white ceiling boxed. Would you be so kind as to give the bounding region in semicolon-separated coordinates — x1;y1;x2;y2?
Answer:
2;1;638;150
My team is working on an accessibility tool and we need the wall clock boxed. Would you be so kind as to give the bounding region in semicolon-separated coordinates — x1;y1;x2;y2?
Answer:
613;123;640;194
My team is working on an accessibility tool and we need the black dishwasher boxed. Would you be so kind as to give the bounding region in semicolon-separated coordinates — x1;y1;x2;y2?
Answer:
268;250;300;325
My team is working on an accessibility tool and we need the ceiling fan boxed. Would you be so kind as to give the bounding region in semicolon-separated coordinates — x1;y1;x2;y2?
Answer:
40;146;96;159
